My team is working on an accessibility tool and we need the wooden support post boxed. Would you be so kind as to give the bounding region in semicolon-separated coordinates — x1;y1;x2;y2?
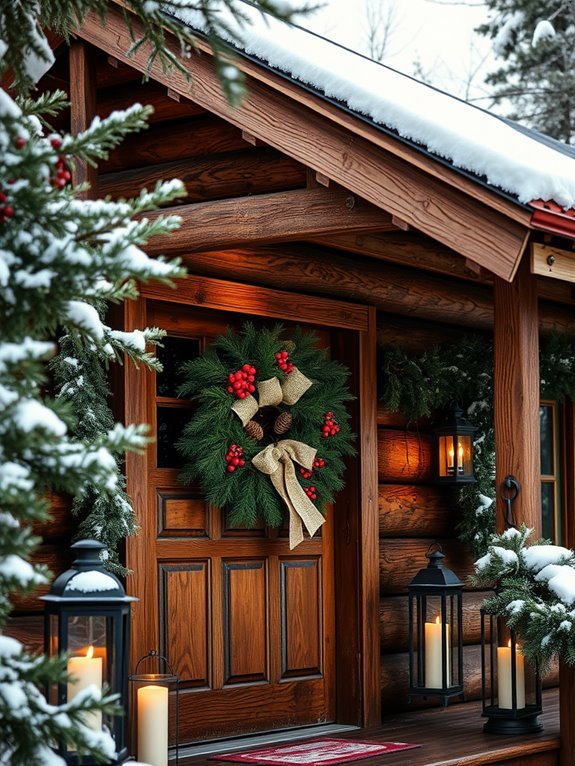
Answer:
493;254;541;535
69;40;97;193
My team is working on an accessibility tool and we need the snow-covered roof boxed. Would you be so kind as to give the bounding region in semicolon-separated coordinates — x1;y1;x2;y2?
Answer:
169;3;575;212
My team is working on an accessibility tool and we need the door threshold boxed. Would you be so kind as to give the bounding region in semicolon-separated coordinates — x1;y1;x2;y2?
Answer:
175;724;360;760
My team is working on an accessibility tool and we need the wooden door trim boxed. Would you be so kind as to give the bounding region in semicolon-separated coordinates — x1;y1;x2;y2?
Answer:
139;274;370;332
126;275;379;728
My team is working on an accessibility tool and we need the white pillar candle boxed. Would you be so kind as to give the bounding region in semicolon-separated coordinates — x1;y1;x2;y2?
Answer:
497;641;525;709
67;646;103;731
137;684;169;766
425;617;450;688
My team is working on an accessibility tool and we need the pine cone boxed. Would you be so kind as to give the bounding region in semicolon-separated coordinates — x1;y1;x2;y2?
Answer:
273;411;292;435
245;420;264;442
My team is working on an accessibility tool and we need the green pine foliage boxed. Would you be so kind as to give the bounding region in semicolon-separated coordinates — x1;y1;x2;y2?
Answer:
476;1;575;142
473;524;575;668
0;58;185;766
178;322;355;529
378;333;575;558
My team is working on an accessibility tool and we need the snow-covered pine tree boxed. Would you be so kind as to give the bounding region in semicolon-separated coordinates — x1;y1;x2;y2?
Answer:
477;1;575;142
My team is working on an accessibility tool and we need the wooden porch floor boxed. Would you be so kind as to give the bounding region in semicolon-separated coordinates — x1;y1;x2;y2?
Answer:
178;690;560;766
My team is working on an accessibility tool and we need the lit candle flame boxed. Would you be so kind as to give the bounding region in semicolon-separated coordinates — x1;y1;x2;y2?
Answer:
435;616;440;625
86;645;94;659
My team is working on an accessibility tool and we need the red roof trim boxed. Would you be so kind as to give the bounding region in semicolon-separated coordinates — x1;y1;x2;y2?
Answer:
530;199;575;238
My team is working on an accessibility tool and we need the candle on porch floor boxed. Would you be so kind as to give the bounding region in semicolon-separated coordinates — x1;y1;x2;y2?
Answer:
425;616;450;688
137;684;169;766
497;640;525;709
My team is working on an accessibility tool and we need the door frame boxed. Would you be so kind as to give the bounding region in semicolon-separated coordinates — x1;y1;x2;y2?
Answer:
123;273;380;728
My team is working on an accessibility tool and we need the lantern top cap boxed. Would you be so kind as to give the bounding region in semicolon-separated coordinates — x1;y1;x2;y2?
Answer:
409;544;463;589
42;538;136;602
434;402;476;436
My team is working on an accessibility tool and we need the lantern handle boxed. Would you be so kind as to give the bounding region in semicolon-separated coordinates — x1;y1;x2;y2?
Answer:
500;475;520;529
134;648;177;677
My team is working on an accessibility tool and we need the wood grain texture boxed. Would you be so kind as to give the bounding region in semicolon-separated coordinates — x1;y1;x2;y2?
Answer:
532;243;575;284
78;7;531;278
139;273;370;332
378;429;433;483
379;483;456;538
97;81;205;123
69;40;97;191
494;255;541;534
146;189;395;253
99;148;306;203
559;662;575;766
5;615;44;654
101;114;247;172
149;246;575;335
380;538;476;596
11;545;72;611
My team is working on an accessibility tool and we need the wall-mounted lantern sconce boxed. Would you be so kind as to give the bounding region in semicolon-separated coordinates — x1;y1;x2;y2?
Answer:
433;403;477;484
408;545;464;705
129;650;180;766
42;539;137;765
481;610;542;734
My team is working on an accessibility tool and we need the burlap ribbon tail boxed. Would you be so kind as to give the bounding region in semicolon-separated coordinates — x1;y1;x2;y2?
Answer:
252;439;326;549
231;368;322;548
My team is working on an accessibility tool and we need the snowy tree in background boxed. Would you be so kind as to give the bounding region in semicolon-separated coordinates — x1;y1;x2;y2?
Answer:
477;1;575;143
0;1;315;763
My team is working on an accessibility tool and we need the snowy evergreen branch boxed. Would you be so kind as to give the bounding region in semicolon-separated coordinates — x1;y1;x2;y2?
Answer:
473;525;575;668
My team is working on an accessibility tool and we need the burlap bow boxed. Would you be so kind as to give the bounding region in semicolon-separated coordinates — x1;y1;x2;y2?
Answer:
231;368;312;425
252;439;326;549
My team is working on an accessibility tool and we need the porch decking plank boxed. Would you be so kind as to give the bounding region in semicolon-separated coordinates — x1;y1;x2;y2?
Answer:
179;690;559;766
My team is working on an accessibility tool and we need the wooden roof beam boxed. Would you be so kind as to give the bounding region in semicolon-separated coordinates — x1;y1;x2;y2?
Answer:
146;188;397;253
77;6;532;281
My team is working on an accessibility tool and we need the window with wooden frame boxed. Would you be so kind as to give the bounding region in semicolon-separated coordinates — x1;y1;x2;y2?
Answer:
540;400;564;544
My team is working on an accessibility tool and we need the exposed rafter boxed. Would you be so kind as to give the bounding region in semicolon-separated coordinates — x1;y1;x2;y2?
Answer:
145;188;397;253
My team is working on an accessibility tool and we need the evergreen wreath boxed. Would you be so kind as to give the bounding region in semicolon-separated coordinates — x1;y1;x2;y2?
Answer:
378;333;575;557
177;322;355;546
473;524;575;669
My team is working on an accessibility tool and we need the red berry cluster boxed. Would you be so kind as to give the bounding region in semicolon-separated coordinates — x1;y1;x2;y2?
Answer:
322;412;340;438
49;137;71;190
299;456;325;479
14;136;26;149
303;485;317;501
275;350;293;374
227;364;257;399
0;191;14;223
225;444;246;473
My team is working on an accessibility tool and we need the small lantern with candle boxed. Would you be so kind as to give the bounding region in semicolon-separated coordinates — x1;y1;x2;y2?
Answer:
408;545;464;705
41;539;137;765
433;403;476;484
129;650;180;766
481;610;542;734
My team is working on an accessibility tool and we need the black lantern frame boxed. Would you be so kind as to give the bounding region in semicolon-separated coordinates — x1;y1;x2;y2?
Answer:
433;403;477;484
408;546;464;705
41;539;137;765
128;649;180;766
481;609;542;735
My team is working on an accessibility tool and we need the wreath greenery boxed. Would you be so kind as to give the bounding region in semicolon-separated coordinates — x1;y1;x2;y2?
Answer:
378;333;575;557
177;322;355;536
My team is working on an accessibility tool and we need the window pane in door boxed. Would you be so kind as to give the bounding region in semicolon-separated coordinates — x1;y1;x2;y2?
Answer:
539;404;554;476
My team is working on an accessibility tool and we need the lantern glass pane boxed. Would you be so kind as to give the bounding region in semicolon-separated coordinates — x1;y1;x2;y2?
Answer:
411;594;460;690
492;618;539;712
438;435;456;477
457;435;473;476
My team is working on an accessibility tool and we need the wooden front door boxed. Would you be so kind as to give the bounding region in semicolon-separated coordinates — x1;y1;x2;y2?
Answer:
126;299;338;744
124;274;380;746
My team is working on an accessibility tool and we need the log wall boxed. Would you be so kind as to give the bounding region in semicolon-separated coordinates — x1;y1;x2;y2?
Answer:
9;44;565;732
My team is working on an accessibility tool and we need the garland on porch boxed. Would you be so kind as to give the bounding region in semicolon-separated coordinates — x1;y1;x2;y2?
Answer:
177;322;355;548
378;333;575;558
473;524;575;668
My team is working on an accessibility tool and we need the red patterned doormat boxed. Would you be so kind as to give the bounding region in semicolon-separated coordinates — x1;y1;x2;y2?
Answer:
210;738;420;765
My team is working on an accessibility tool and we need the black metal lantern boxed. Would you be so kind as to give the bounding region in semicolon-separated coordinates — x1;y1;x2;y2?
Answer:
408;545;464;705
433;403;476;484
481;610;542;734
129;650;180;766
41;539;137;765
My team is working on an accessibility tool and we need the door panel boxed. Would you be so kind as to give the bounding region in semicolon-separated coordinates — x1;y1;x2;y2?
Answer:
127;301;335;744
